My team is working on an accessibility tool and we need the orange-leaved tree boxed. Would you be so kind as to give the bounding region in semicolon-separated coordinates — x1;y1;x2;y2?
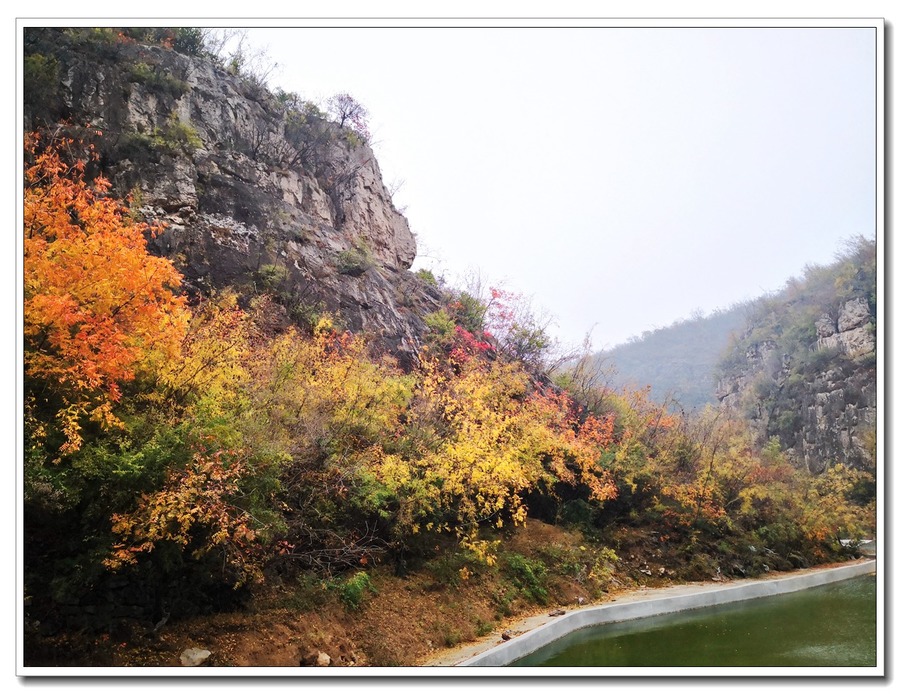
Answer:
24;133;188;457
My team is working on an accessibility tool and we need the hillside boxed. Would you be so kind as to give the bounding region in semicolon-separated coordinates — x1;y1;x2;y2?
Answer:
716;236;877;474
581;236;876;476
588;305;747;411
21;27;876;669
24;26;438;365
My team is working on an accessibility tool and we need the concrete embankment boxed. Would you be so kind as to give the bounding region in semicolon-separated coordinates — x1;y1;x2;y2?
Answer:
444;560;876;667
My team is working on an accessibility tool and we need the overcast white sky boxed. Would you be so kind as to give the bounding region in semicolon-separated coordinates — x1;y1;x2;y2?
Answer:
236;23;876;351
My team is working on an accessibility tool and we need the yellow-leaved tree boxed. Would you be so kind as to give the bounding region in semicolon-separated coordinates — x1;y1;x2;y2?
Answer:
372;357;618;562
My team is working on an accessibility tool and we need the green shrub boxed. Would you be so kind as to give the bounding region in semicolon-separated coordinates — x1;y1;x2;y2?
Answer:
423;309;456;347
801;346;842;373
773;410;801;434
128;61;189;98
24;54;59;120
588;547;619;588
343;130;363;149
160;115;202;152
287;299;326;330
172;28;206;55
492;585;517;618
255;264;288;292
502;553;548;604
129;60;157;81
441;625;463;647
415;268;438;287
337;242;376;276
63;27;119;48
272;573;327;612
474;618;494;637
503;321;553;367
855;350;876;368
118;115;202;160
338;571;376;610
450;292;488;334
424;549;484;588
117;131;157;161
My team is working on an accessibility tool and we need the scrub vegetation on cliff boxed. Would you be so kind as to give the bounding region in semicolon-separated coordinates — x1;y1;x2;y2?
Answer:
21;27;876;667
716;236;876;473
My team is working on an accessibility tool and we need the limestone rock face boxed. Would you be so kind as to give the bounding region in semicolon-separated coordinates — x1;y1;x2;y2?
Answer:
818;298;875;358
715;340;777;410
815;315;836;338
30;29;437;365
717;298;875;473
837;297;871;332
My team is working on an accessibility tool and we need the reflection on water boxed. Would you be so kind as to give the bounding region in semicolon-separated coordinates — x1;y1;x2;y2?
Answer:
512;574;876;667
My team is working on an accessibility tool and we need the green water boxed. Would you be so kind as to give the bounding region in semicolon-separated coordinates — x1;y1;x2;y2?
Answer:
513;575;876;667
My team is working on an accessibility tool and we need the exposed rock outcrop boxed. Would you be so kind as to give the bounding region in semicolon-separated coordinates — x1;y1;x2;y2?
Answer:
717;296;876;473
716;339;778;411
816;297;875;357
26;28;439;364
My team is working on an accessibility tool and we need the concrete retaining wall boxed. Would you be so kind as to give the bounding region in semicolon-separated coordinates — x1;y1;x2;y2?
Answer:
459;560;876;666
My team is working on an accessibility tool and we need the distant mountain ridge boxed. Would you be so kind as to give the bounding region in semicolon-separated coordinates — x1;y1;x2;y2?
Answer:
587;305;747;410
585;236;876;473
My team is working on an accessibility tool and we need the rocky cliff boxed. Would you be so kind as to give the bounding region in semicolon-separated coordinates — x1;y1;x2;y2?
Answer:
24;28;440;363
716;240;877;473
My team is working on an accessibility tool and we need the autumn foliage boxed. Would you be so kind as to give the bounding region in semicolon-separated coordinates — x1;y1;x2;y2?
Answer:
23;136;874;631
369;357;617;561
24;133;187;455
106;447;261;585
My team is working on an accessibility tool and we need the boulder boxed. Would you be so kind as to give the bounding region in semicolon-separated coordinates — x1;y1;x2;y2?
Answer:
179;647;211;666
300;649;332;667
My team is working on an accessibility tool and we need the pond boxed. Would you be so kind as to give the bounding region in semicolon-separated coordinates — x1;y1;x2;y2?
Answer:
512;574;876;667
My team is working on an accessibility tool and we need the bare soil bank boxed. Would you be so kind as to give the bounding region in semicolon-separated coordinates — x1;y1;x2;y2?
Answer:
24;520;872;669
